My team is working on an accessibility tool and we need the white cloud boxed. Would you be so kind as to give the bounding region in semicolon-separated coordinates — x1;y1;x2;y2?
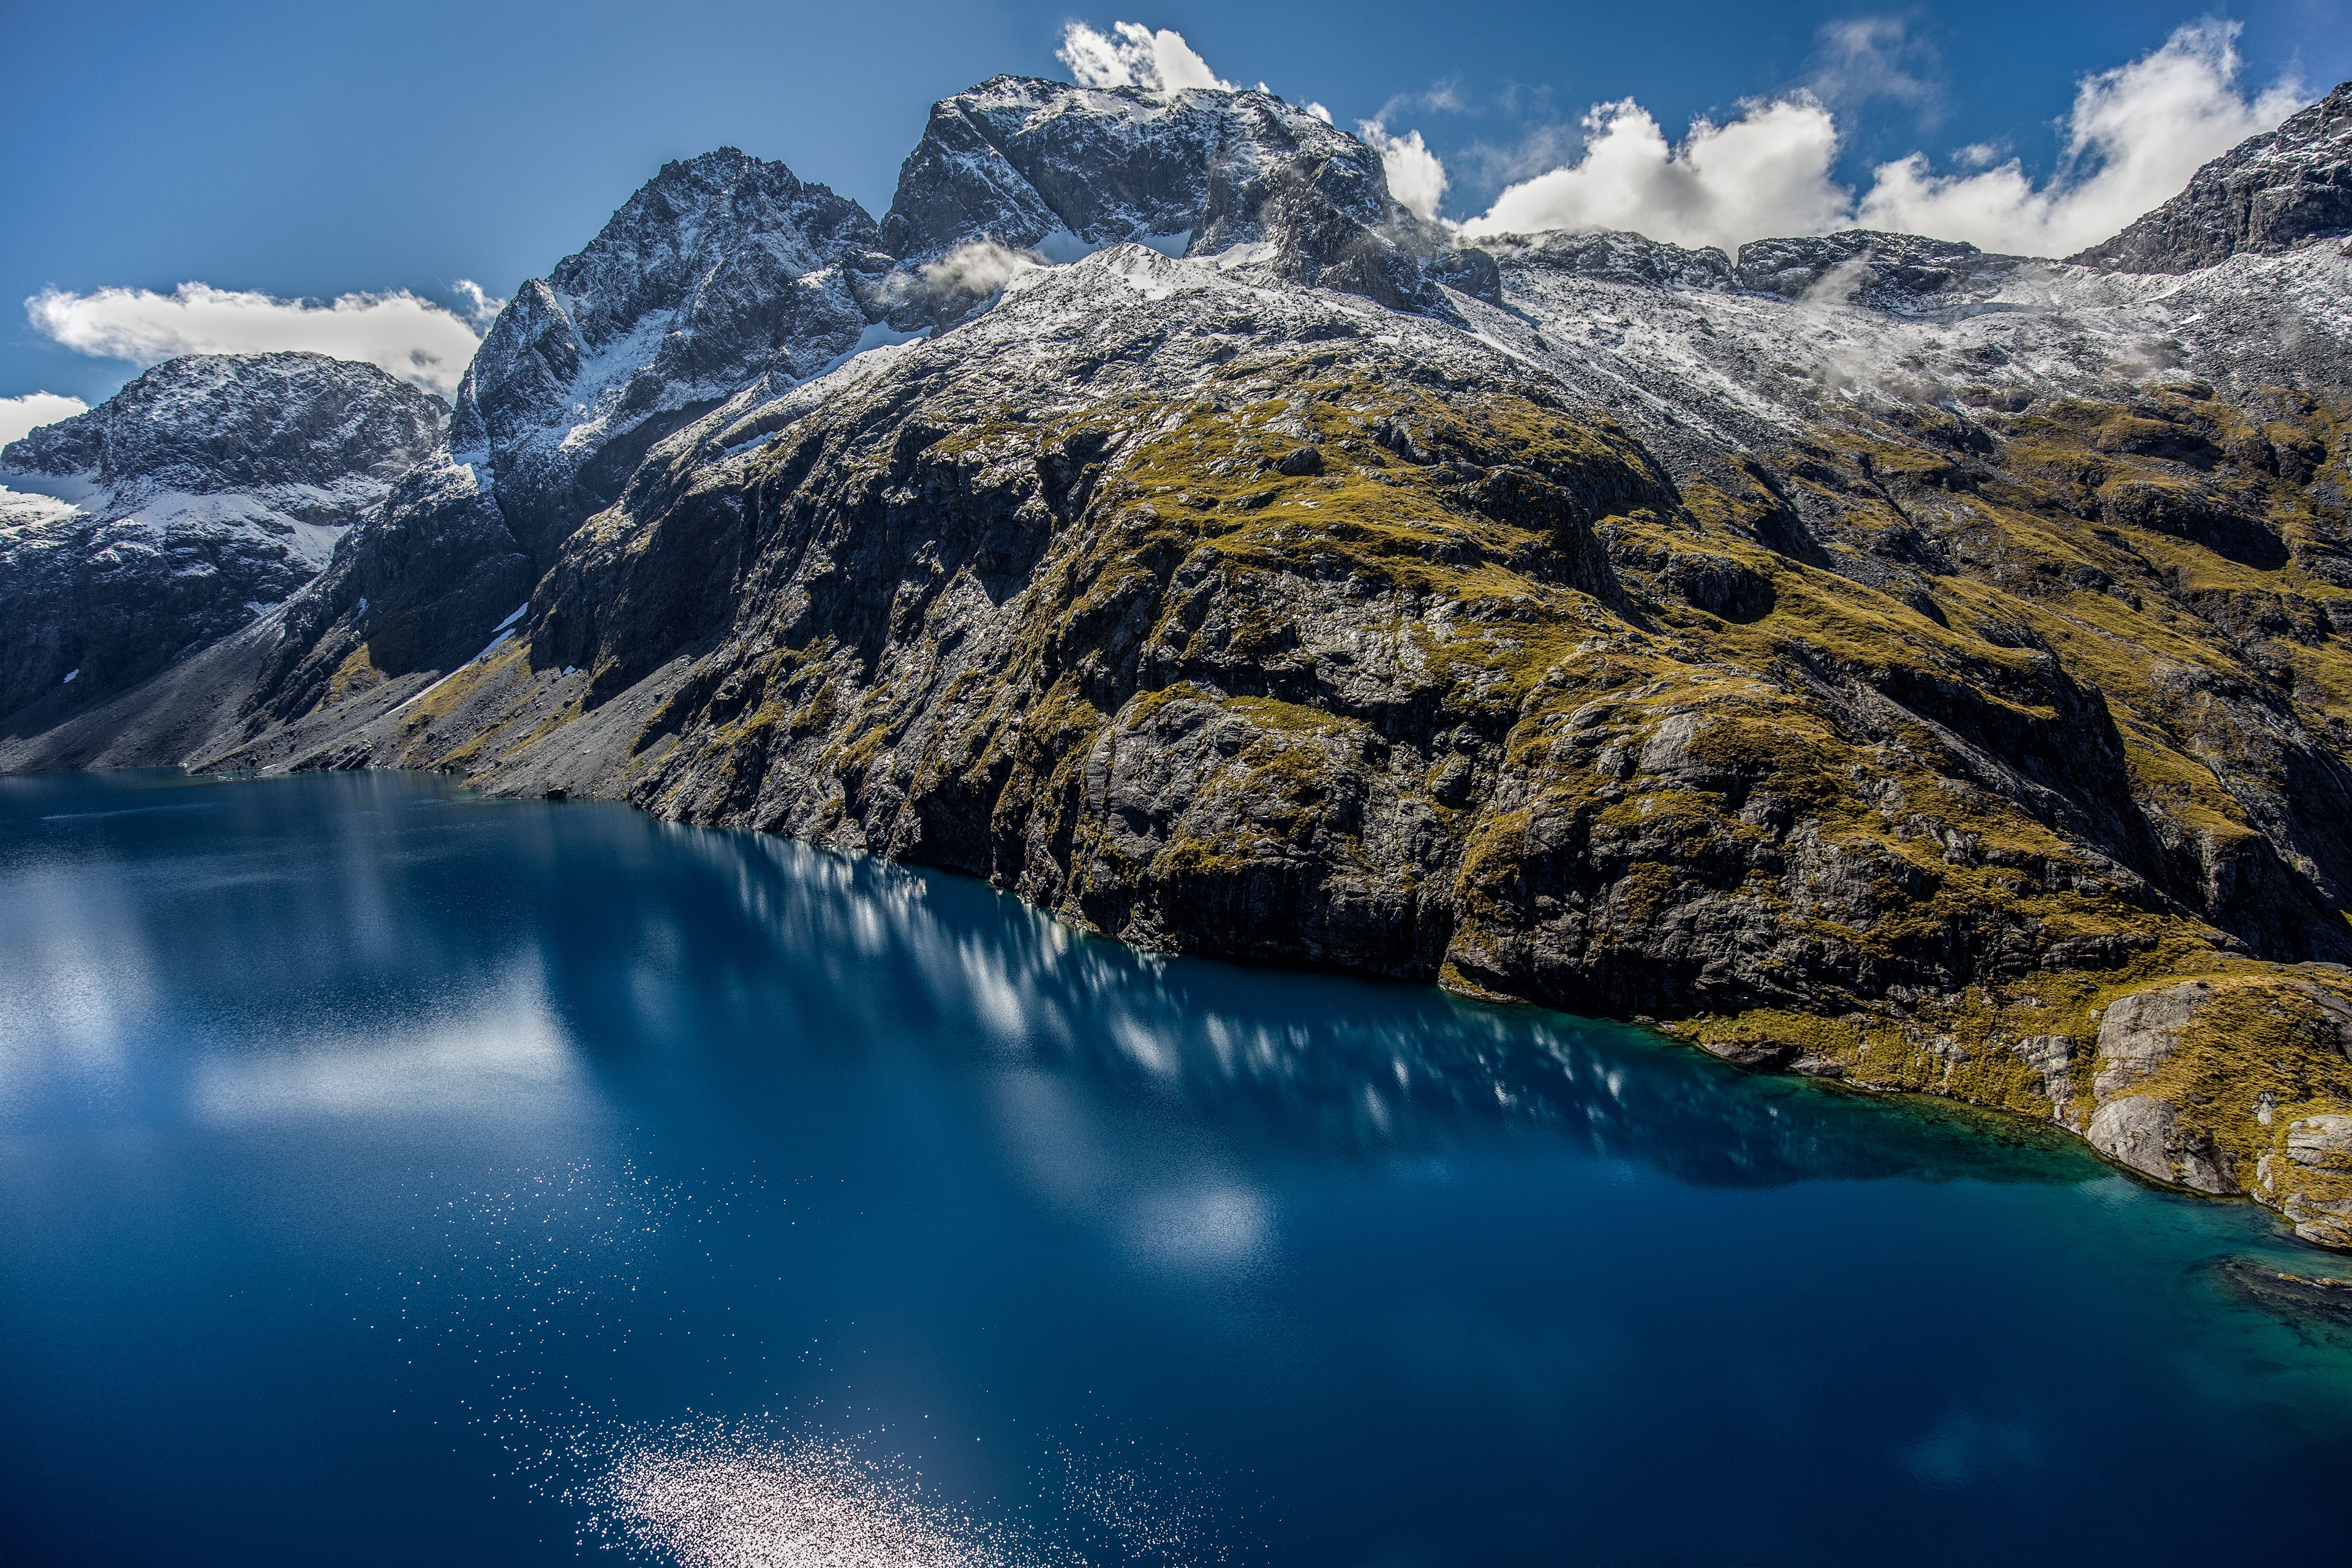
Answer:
1461;95;1849;254
1856;20;2304;256
0;393;89;447
881;239;1043;314
1360;120;1450;221
450;279;507;328
26;282;486;397
1808;15;1941;113
1057;21;1232;98
1457;21;2304;258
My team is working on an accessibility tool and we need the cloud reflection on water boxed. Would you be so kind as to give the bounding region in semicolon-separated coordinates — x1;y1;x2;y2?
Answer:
0;770;2102;1196
187;961;584;1126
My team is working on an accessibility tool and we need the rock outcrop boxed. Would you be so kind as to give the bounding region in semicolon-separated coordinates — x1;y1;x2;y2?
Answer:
2071;83;2352;273
879;76;1489;322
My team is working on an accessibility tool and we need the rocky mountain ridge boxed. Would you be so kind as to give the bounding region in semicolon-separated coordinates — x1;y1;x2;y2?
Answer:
880;76;1488;322
2071;81;2352;273
451;146;891;564
0;353;442;722
10;74;2352;1249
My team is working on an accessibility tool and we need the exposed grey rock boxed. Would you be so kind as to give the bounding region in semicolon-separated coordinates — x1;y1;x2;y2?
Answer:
1479;230;1735;291
450;146;888;562
2072;83;2352;274
1732;231;2028;312
0;353;442;725
2087;1095;2234;1192
2092;983;2213;1098
2286;1114;2352;1166
2009;1034;2076;1109
2282;1188;2352;1248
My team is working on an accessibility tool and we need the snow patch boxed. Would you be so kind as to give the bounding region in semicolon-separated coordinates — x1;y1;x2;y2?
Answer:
810;320;929;382
1030;228;1189;264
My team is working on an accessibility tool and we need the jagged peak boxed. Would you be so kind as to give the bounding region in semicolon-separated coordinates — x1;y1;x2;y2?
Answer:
2070;79;2352;274
878;71;1482;322
1;350;442;490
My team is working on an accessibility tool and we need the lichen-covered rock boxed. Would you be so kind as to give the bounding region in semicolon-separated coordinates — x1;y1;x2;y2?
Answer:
2087;1095;2234;1192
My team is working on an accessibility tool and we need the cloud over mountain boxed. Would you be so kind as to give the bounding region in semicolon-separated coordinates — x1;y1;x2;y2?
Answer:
1360;120;1450;221
1439;21;2304;256
25;282;497;398
1460;94;1849;254
1057;21;1231;99
1854;21;2306;255
0;392;88;448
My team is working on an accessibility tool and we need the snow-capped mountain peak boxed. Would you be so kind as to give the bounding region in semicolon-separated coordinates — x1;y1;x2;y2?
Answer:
879;75;1489;322
450;147;888;558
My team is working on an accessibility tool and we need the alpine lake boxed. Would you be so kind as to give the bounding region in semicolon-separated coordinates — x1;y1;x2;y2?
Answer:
4;768;2348;1566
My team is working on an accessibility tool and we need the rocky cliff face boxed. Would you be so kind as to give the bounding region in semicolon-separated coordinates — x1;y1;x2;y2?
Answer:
12;77;2352;1249
880;76;1490;322
451;146;891;562
0;352;442;725
2071;82;2352;273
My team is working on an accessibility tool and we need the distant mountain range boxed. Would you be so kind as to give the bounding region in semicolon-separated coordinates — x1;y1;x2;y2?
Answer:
8;72;2352;1247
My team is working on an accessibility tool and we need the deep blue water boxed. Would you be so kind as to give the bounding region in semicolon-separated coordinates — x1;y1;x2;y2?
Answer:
2;769;2348;1566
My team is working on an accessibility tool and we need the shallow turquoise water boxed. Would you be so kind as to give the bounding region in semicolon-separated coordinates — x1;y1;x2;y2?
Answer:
1;768;2346;1566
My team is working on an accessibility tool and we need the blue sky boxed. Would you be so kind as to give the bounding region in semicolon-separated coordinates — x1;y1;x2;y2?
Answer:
2;0;2345;416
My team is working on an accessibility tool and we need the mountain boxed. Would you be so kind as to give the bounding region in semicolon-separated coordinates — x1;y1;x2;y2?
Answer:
879;76;1491;321
9;77;2352;1250
451;146;891;561
0;352;442;723
229;149;896;734
2071;81;2352;273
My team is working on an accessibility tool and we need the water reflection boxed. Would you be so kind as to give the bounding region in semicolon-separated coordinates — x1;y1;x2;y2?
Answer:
0;769;2093;1194
7;768;2351;1568
651;815;2094;1191
187;962;582;1126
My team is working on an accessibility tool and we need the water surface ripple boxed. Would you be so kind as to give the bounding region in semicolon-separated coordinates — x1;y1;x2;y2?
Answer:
2;770;2346;1566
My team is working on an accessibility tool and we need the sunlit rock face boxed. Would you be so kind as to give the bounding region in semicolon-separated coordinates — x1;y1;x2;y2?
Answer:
12;74;2352;1246
2072;81;2352;273
450;146;892;563
878;75;1492;323
0;352;442;722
